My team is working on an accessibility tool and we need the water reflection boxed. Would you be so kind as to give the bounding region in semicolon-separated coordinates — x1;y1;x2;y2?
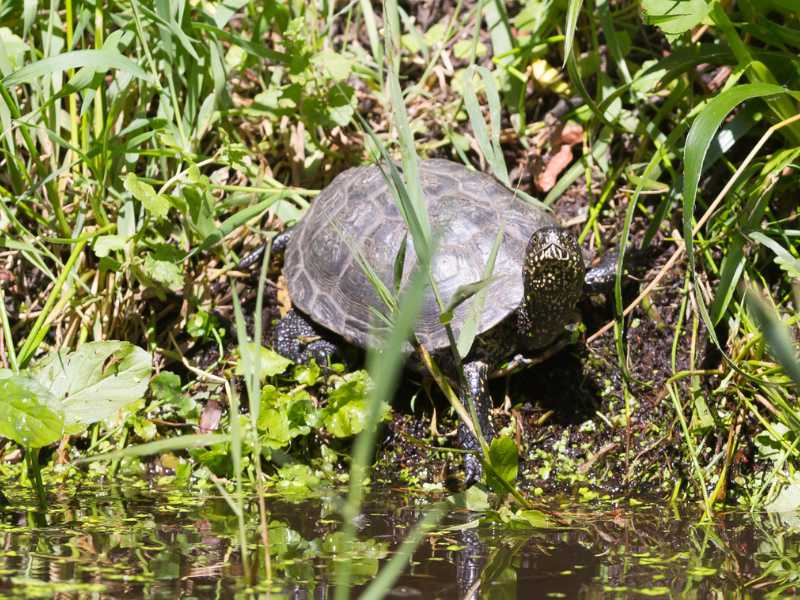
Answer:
0;486;798;598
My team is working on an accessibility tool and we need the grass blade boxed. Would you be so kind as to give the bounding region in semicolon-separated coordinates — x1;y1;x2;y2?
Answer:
334;256;430;600
563;0;584;67
682;83;789;275
358;504;445;600
457;224;504;357
4;48;152;85
463;66;509;185
746;287;800;388
74;434;230;463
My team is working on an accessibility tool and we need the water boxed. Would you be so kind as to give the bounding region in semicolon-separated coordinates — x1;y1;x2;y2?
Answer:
0;484;798;598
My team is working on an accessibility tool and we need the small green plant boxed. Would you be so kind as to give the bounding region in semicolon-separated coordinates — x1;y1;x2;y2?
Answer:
0;341;151;507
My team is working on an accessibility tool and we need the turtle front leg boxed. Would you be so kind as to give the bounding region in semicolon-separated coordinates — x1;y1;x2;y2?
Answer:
271;309;338;366
583;250;619;293
457;360;496;486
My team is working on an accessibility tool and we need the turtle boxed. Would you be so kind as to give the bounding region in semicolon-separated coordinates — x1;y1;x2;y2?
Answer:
270;159;615;484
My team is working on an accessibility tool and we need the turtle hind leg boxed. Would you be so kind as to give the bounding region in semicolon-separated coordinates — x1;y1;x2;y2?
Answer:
238;227;295;272
457;360;496;486
271;309;338;366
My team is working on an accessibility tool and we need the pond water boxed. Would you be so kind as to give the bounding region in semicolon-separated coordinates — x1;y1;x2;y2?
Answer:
0;484;797;598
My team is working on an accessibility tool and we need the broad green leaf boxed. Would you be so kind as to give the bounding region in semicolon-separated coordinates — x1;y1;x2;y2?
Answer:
0;376;63;448
642;0;711;37
755;423;791;466
454;40;487;60
183;187;216;239
0;27;29;74
150;371;181;401
487;435;518;486
322;370;387;438
4;48;151;86
766;474;800;513
236;344;293;380
258;387;314;449
124;173;170;220
294;360;321;386
258;408;293;448
313;48;353;81
207;0;249;28
447;486;491;512
141;255;183;290
273;464;321;498
132;416;157;441
327;84;356;128
631;59;667;95
92;234;127;258
513;509;559;529
30;341;152;430
424;22;447;46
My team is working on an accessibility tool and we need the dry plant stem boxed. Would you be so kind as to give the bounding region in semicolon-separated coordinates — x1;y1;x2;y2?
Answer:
588;112;800;344
588;229;685;343
417;344;475;437
710;408;743;504
17;240;88;366
168;332;227;385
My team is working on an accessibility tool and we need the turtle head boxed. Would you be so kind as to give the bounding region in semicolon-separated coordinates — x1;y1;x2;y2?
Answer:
521;227;585;348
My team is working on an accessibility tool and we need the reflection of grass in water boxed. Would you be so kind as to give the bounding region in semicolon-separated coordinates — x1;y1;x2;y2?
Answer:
2;488;800;597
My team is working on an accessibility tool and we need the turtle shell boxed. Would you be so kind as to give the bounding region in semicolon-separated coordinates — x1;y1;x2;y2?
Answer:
284;159;557;351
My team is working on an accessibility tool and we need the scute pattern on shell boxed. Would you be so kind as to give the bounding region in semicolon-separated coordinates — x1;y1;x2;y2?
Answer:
284;159;557;351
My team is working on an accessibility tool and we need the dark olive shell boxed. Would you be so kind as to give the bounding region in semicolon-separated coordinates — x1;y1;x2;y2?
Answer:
284;159;556;350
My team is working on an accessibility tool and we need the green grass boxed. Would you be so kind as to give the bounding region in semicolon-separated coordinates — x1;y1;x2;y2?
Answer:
1;0;800;593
